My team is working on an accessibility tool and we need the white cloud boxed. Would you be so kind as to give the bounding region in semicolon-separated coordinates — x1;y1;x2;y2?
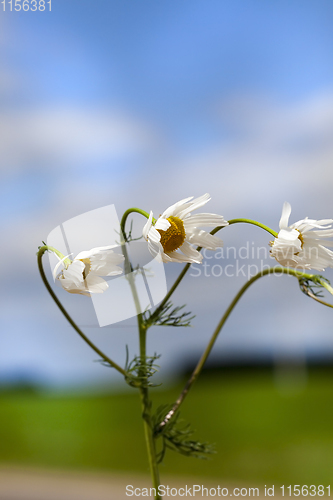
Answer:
0;107;159;173
216;91;333;147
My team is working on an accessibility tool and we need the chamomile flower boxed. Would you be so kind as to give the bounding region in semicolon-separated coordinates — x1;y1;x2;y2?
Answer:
142;193;228;264
53;246;124;295
270;202;333;271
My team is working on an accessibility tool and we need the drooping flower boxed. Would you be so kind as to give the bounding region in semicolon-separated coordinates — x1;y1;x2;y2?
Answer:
142;193;228;263
53;246;124;295
270;202;333;271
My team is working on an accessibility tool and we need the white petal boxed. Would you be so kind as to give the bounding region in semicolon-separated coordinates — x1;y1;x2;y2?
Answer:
187;229;223;250
52;253;73;280
75;245;117;260
310;229;333;238
90;251;124;274
160;251;174;263
295;221;331;233
310;239;333;247
179;241;203;263
299;218;333;228
161;197;194;219
278;228;300;242
142;211;153;240
166;249;201;264
183;213;227;228
279;202;292;229
148;227;161;243
85;275;109;293
177;193;211;219
162;252;184;263
155;218;171;231
62;260;85;286
90;262;123;276
147;239;164;261
58;279;90;296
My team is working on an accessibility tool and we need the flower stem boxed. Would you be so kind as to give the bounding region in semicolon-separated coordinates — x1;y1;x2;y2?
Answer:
322;280;333;298
156;267;315;433
120;208;152;242
37;246;127;377
149;263;192;324
139;324;161;500
120;238;161;499
223;219;278;238
41;245;72;266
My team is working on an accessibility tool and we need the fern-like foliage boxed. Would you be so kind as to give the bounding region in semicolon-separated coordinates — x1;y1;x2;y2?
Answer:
144;301;194;328
152;404;215;463
298;275;330;299
124;347;161;388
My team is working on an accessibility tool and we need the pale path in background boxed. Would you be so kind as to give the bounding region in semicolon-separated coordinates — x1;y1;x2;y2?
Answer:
0;466;287;500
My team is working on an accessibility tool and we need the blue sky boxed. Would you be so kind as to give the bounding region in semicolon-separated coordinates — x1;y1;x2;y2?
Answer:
1;0;333;388
5;2;333;112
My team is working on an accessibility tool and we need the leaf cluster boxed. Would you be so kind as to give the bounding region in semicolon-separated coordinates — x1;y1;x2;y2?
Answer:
298;275;330;299
144;301;194;328
152;405;215;463
124;348;161;388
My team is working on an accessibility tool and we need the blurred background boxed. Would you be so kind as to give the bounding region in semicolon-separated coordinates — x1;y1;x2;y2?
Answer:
1;0;333;494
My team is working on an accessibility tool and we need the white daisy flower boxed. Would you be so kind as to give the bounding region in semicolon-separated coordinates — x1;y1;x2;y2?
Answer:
53;246;124;295
270;202;333;271
142;193;228;264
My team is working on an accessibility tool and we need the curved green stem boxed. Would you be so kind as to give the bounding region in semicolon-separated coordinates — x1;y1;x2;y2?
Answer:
322;280;333;298
42;245;72;267
120;208;152;242
37;246;127;377
227;219;278;238
156;267;318;433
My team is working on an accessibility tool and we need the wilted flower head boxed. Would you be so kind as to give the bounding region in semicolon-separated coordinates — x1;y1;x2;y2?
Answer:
270;202;333;271
53;246;124;295
142;193;228;263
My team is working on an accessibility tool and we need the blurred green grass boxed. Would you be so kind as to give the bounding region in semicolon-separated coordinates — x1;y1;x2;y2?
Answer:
1;369;333;484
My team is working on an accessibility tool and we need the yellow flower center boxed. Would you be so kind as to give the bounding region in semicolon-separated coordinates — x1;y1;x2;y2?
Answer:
157;216;186;253
80;258;91;280
294;230;304;255
297;230;304;249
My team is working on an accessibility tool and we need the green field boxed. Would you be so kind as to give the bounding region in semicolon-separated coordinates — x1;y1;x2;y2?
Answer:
1;369;333;485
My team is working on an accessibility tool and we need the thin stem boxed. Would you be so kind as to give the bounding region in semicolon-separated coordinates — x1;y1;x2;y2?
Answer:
120;208;152;242
120;236;161;499
322;280;333;298
149;263;192;324
37;246;127;377
156;267;316;433
43;245;72;266
227;219;278;238
138;323;161;500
